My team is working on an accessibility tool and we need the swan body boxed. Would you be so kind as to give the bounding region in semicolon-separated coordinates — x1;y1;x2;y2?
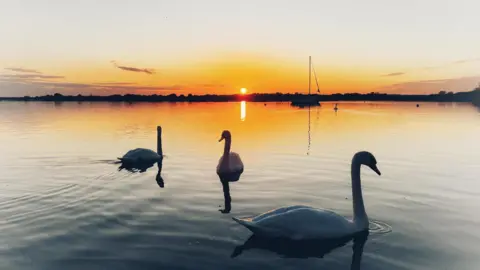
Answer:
233;206;356;240
119;148;161;163
233;151;381;239
217;152;244;174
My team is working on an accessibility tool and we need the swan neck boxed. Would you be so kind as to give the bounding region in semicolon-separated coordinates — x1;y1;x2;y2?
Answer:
157;129;163;156
223;138;231;157
351;158;368;227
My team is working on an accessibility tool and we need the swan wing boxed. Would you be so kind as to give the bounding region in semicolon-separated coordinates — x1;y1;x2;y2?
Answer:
233;206;353;240
251;205;311;222
122;148;160;162
216;156;223;172
122;149;139;158
229;152;244;171
217;152;244;173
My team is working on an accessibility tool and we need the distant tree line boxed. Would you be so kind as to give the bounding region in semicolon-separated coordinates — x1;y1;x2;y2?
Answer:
1;87;479;106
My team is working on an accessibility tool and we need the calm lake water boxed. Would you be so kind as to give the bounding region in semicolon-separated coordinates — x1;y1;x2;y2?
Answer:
1;101;479;270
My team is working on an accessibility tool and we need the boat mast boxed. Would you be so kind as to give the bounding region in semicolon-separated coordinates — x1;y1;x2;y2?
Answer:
309;56;311;95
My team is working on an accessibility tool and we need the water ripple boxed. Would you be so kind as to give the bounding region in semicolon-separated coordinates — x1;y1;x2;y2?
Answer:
369;220;393;235
2;102;480;270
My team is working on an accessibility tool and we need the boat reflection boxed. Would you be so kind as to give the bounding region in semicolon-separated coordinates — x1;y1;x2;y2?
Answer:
307;105;311;155
473;100;480;111
232;231;368;269
240;101;246;121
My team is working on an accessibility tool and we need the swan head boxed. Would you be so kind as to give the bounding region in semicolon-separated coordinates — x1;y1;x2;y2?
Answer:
219;130;232;142
355;151;381;176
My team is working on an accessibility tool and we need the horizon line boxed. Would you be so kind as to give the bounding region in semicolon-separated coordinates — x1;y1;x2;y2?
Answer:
1;88;475;99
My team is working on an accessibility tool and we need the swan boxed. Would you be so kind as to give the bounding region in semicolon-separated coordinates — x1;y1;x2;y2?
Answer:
217;130;244;179
232;151;381;239
217;130;244;213
118;126;163;168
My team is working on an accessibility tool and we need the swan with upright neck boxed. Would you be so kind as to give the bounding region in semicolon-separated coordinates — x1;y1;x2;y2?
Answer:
217;130;244;178
232;151;381;239
217;130;244;213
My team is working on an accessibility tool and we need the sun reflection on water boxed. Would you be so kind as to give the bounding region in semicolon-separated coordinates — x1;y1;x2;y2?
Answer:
240;101;246;121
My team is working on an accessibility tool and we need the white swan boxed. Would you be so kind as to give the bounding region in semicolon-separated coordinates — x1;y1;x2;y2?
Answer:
232;151;381;240
216;130;244;179
118;126;163;164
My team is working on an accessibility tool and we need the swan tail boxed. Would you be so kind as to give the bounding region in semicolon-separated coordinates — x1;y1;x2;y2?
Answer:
116;157;133;164
232;217;244;224
232;217;259;233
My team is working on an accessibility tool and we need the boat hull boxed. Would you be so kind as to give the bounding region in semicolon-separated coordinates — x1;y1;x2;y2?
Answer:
290;96;320;107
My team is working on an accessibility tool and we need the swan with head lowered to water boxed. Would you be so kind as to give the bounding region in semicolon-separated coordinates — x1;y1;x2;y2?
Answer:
232;151;381;239
117;126;163;172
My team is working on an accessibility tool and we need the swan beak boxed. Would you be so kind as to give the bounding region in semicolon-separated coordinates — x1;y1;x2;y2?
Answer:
218;137;224;142
371;165;381;176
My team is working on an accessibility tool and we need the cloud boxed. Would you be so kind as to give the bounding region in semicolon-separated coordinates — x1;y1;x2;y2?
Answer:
197;83;225;88
4;67;41;74
0;77;185;96
382;57;480;77
378;75;480;94
382;72;405;77
0;65;210;96
0;67;185;96
452;58;480;64
96;82;137;86
111;61;155;75
423;58;480;70
0;74;64;80
96;83;184;92
28;81;183;91
1;68;64;85
35;82;96;88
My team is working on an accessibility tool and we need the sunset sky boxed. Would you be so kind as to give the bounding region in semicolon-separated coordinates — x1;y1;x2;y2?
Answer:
1;0;479;96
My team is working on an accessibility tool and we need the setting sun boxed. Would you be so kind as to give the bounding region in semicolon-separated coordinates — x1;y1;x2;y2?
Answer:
240;88;247;94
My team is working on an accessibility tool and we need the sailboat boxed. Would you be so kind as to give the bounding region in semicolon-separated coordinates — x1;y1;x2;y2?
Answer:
291;56;321;107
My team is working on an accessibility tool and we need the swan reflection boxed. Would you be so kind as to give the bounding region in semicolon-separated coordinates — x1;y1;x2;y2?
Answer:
240;101;246;121
155;159;164;188
116;159;165;188
117;159;156;173
307;105;311;155
232;231;368;269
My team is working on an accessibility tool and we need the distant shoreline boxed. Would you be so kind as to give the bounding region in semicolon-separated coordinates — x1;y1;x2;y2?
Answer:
1;90;479;104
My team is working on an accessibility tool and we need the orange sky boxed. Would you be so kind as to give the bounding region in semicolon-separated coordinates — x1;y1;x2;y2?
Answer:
1;1;480;96
9;53;384;95
1;52;480;97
